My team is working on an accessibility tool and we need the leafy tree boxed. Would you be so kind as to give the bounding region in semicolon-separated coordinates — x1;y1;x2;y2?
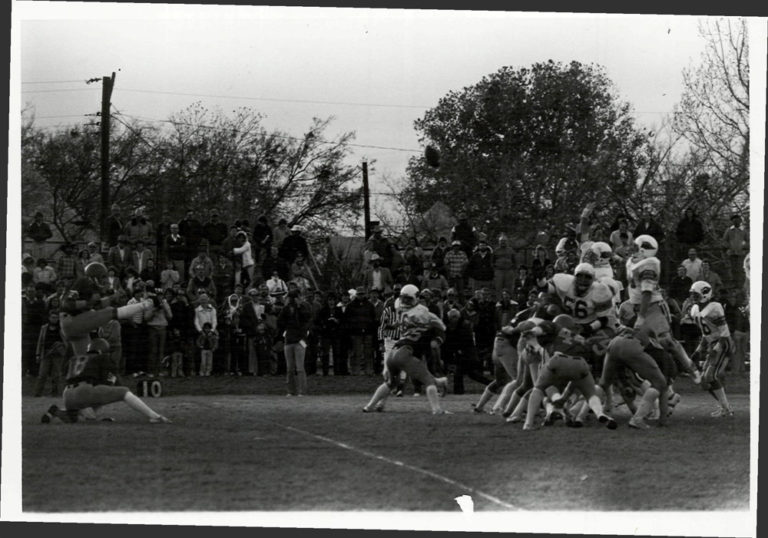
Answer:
154;103;362;235
403;60;650;243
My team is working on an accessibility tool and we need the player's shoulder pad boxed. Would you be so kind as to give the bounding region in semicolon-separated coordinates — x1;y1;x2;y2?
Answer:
701;301;724;318
550;273;573;292
591;281;613;303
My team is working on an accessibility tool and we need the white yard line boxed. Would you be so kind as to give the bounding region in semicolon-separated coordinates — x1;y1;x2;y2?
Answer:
271;422;519;511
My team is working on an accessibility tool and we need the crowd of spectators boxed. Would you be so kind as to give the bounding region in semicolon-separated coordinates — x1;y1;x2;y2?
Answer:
22;203;751;397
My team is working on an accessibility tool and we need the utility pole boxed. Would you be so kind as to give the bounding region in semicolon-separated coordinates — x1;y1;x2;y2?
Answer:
100;72;116;244
362;160;371;239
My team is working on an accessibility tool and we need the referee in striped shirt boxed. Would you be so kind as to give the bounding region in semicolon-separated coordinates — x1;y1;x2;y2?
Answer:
379;284;404;394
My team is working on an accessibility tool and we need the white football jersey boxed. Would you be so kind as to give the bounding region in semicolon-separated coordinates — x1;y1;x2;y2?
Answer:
548;273;614;325
626;257;663;305
693;301;730;344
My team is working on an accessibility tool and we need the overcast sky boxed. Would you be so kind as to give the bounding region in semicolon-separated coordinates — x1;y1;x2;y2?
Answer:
19;4;720;198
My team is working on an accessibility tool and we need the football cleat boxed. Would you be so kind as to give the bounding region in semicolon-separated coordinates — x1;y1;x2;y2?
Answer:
506;415;523;424
710;407;734;418
598;415;618;430
522;423;539;431
149;415;172;424
628;417;650;430
471;404;484;414
566;417;584;428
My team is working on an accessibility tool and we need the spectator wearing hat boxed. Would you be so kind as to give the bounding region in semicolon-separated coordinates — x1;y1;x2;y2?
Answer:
421;261;449;293
279;224;310;264
232;231;255;288
86;241;104;265
203;211;228;261
107;235;133;278
33;257;57;286
364;224;392;268
363;253;393;294
345;286;377;376
55;243;82;283
723;213;748;286
466;240;494;293
278;288;313;395
26;211;53;259
189;240;214;280
272;218;290;250
493;235;516;299
104;204;124;247
251;216;273;264
451;213;478;257
130;238;154;276
443;240;469;297
178;209;204;264
125;207;154;247
431;237;449;275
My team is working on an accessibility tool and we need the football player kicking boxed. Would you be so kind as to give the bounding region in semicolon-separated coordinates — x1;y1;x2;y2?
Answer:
362;285;450;415
42;261;169;424
626;235;701;384
689;281;734;417
42;338;171;424
598;324;671;430
520;315;617;431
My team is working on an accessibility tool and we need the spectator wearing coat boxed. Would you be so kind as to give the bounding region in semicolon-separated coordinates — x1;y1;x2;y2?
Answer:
107;235;133;278
188;240;215;279
55;242;82;283
178;209;204;264
251;216;273;264
203;211;228;261
675;207;705;258
431;237;449;276
466;240;494;292
187;264;218;304
125;208;154;247
723;214;748;287
104;204;124;247
451;213;478;257
363;253;394;293
634;208;665;244
443;240;469;297
277;289;313;395
279;225;310;264
232;231;255;288
492;235;516;299
130;238;154;276
26;211;53;259
344;286;378;376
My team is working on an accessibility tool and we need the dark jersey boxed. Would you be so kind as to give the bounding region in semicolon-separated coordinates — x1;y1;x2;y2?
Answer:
61;277;102;315
66;352;113;385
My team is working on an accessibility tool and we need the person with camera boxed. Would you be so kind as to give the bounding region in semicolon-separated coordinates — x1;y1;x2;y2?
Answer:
145;287;173;377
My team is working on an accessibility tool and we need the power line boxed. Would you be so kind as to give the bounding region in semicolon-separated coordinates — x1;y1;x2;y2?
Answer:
22;79;91;85
118;87;430;110
112;109;422;154
21;88;99;94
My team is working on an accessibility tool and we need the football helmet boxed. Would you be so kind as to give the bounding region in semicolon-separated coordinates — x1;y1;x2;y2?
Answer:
690;281;713;304
590;241;613;262
633;235;658;259
84;261;108;281
573;263;595;296
87;338;111;355
399;284;420;307
553;314;579;333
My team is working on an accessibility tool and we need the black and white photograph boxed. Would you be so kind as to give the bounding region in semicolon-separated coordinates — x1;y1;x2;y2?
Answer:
3;2;765;536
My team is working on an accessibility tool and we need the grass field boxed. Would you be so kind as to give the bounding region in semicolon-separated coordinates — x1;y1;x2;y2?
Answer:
21;374;751;513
